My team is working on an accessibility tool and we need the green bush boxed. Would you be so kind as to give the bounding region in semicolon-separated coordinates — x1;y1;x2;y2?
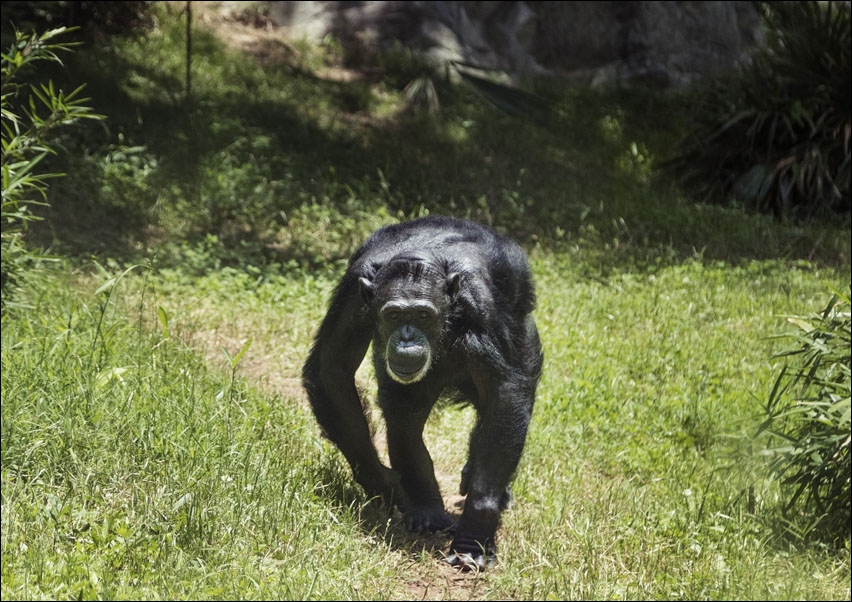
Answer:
1;27;101;308
759;287;851;543
665;1;851;219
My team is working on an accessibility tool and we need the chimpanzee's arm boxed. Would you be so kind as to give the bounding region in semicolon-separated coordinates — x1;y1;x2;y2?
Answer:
302;272;400;505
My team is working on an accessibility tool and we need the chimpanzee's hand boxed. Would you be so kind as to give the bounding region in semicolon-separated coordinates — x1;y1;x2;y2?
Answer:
403;505;453;533
358;464;404;510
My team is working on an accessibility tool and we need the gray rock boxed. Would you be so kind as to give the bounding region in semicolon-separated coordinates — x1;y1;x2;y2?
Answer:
254;0;764;87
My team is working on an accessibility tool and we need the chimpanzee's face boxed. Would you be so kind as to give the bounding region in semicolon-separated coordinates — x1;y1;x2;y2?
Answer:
359;257;457;384
376;296;440;383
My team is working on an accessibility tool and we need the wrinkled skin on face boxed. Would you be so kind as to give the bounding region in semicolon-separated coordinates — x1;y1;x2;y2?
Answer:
379;301;437;383
359;255;459;384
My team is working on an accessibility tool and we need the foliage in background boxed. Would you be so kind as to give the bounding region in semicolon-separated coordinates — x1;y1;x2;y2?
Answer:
759;287;851;543
3;1;841;273
0;1;152;42
1;26;101;308
664;1;851;220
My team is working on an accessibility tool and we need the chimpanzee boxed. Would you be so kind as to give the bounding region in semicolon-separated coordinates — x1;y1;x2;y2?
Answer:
302;215;543;570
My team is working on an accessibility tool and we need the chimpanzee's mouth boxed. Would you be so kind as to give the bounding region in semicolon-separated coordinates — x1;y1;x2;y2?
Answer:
387;358;429;384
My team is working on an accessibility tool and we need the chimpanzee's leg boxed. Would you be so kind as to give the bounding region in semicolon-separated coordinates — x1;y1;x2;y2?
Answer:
448;384;533;569
379;380;453;532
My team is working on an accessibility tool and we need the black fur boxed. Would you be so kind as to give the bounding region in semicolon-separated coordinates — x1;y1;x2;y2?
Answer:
302;216;543;569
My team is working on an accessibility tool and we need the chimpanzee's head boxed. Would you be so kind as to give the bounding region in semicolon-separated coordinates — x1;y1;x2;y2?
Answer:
359;252;460;384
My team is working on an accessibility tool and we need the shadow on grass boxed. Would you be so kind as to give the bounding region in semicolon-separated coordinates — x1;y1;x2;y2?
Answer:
311;458;470;564
28;17;851;275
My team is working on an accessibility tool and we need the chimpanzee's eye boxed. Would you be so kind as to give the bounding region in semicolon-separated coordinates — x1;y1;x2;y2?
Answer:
418;311;429;321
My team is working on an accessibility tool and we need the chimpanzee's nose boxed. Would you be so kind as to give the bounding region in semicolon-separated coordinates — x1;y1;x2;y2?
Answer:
400;324;416;341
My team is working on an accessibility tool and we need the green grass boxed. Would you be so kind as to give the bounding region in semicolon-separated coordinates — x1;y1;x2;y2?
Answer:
0;267;397;599
2;256;849;600
2;3;851;600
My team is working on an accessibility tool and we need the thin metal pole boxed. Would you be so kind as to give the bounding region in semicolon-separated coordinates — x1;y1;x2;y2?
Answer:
185;1;192;104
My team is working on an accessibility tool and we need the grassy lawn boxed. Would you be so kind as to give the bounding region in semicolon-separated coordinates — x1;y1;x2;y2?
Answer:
2;4;850;600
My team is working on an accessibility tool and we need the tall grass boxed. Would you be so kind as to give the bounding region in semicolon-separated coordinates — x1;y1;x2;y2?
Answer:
0;265;403;600
760;287;851;542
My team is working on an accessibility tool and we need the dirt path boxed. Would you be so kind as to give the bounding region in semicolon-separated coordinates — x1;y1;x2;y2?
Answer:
187;318;495;599
173;6;515;597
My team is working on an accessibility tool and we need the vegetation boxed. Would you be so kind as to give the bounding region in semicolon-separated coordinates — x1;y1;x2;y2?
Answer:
760;287;851;542
664;1;851;219
1;3;850;600
1;26;101;308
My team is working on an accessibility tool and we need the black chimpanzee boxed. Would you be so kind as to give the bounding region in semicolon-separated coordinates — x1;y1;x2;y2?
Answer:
302;215;543;570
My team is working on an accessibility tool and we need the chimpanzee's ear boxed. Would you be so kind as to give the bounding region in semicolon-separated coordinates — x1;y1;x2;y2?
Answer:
359;276;375;304
446;272;460;301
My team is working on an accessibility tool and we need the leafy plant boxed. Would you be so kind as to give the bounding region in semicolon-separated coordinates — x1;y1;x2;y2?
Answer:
759;287;851;543
664;1;851;219
1;26;102;307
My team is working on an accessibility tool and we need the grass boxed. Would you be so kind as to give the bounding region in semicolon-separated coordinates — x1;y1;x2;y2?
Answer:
3;256;849;600
1;267;395;599
2;3;851;600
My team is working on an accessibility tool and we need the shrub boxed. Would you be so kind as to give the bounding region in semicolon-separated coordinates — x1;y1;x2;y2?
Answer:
664;1;851;220
1;27;102;308
759;287;851;544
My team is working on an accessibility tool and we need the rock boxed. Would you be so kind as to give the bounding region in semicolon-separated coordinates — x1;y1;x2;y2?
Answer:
252;0;764;87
